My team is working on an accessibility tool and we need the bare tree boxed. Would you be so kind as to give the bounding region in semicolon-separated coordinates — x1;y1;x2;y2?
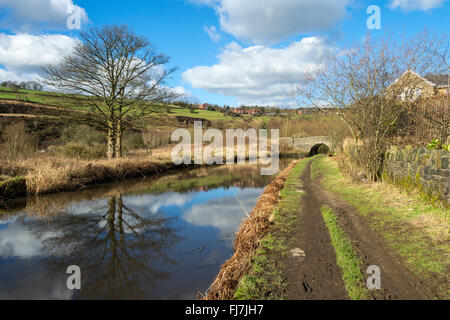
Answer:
299;32;443;181
419;33;449;146
43;25;179;158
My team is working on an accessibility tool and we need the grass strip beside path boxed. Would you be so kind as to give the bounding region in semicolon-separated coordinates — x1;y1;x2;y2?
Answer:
321;206;371;300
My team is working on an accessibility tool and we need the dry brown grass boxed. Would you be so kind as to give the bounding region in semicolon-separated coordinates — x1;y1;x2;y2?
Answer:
24;156;176;195
363;180;449;243
1;141;300;199
0;145;174;197
203;159;300;300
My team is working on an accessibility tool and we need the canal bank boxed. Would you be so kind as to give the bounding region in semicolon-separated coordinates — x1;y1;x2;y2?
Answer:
204;157;310;300
0;158;198;208
0;149;304;209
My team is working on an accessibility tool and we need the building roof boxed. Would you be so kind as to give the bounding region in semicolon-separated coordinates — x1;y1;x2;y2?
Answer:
424;74;449;87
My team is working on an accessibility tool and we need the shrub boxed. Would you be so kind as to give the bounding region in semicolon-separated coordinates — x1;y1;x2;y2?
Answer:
123;132;145;150
60;125;106;146
55;125;107;159
0;122;38;160
142;129;172;149
427;138;450;151
54;141;106;159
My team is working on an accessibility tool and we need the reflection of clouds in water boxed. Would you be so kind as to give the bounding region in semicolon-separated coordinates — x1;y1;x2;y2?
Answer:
0;219;43;258
182;188;263;243
99;193;196;234
0;187;262;257
70;192;195;217
69;199;108;215
0;218;61;258
124;192;196;215
67;193;195;234
0;216;16;225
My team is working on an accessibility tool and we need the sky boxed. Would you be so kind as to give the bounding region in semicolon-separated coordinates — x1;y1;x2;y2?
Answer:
0;0;449;107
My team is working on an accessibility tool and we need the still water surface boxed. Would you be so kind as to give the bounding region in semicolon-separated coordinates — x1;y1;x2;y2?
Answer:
0;163;288;299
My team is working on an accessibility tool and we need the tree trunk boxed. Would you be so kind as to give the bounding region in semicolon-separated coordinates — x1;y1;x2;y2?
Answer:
115;118;123;158
107;120;116;159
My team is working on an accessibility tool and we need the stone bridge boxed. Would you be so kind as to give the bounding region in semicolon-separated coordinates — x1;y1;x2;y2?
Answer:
280;136;332;155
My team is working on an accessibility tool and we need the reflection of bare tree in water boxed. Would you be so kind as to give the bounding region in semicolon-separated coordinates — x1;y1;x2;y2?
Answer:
31;194;180;299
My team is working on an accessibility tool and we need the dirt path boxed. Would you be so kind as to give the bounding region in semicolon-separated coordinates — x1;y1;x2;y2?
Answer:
282;160;348;299
282;158;434;300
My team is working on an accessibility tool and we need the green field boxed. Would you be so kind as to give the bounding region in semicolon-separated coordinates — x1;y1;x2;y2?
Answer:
0;87;93;111
0;86;241;121
0;86;333;137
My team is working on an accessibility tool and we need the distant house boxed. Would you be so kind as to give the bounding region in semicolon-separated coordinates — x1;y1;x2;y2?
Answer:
233;108;245;114
391;71;450;101
197;103;210;110
248;108;261;115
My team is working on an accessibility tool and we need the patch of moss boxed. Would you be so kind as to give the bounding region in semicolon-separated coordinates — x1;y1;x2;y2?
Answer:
0;176;27;199
383;170;446;208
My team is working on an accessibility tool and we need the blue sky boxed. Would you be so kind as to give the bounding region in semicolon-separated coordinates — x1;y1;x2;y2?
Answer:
0;0;449;107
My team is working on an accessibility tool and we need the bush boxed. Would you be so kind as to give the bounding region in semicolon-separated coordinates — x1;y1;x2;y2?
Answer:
54;125;107;159
0;122;38;160
123;132;145;150
60;125;106;146
54;141;106;159
427;138;450;151
326;119;350;153
142;129;172;149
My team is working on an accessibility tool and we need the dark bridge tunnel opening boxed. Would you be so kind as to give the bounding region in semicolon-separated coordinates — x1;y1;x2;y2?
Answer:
309;143;330;157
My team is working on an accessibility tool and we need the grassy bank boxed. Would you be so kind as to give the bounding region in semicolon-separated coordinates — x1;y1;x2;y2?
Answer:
204;158;305;300
313;156;449;298
232;158;312;300
203;157;313;300
0;144;299;207
0;145;176;202
0;156;179;198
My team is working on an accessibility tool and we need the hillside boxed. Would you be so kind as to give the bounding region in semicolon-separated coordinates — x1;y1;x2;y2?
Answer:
0;86;235;121
0;86;338;149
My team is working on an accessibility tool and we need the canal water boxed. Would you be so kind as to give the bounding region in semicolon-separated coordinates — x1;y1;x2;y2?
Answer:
0;162;289;299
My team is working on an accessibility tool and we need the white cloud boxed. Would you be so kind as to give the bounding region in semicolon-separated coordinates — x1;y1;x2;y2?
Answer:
173;86;190;96
172;86;200;103
389;0;448;11
0;0;88;32
0;69;41;82
182;37;329;106
191;0;349;43
0;33;77;82
204;25;221;42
